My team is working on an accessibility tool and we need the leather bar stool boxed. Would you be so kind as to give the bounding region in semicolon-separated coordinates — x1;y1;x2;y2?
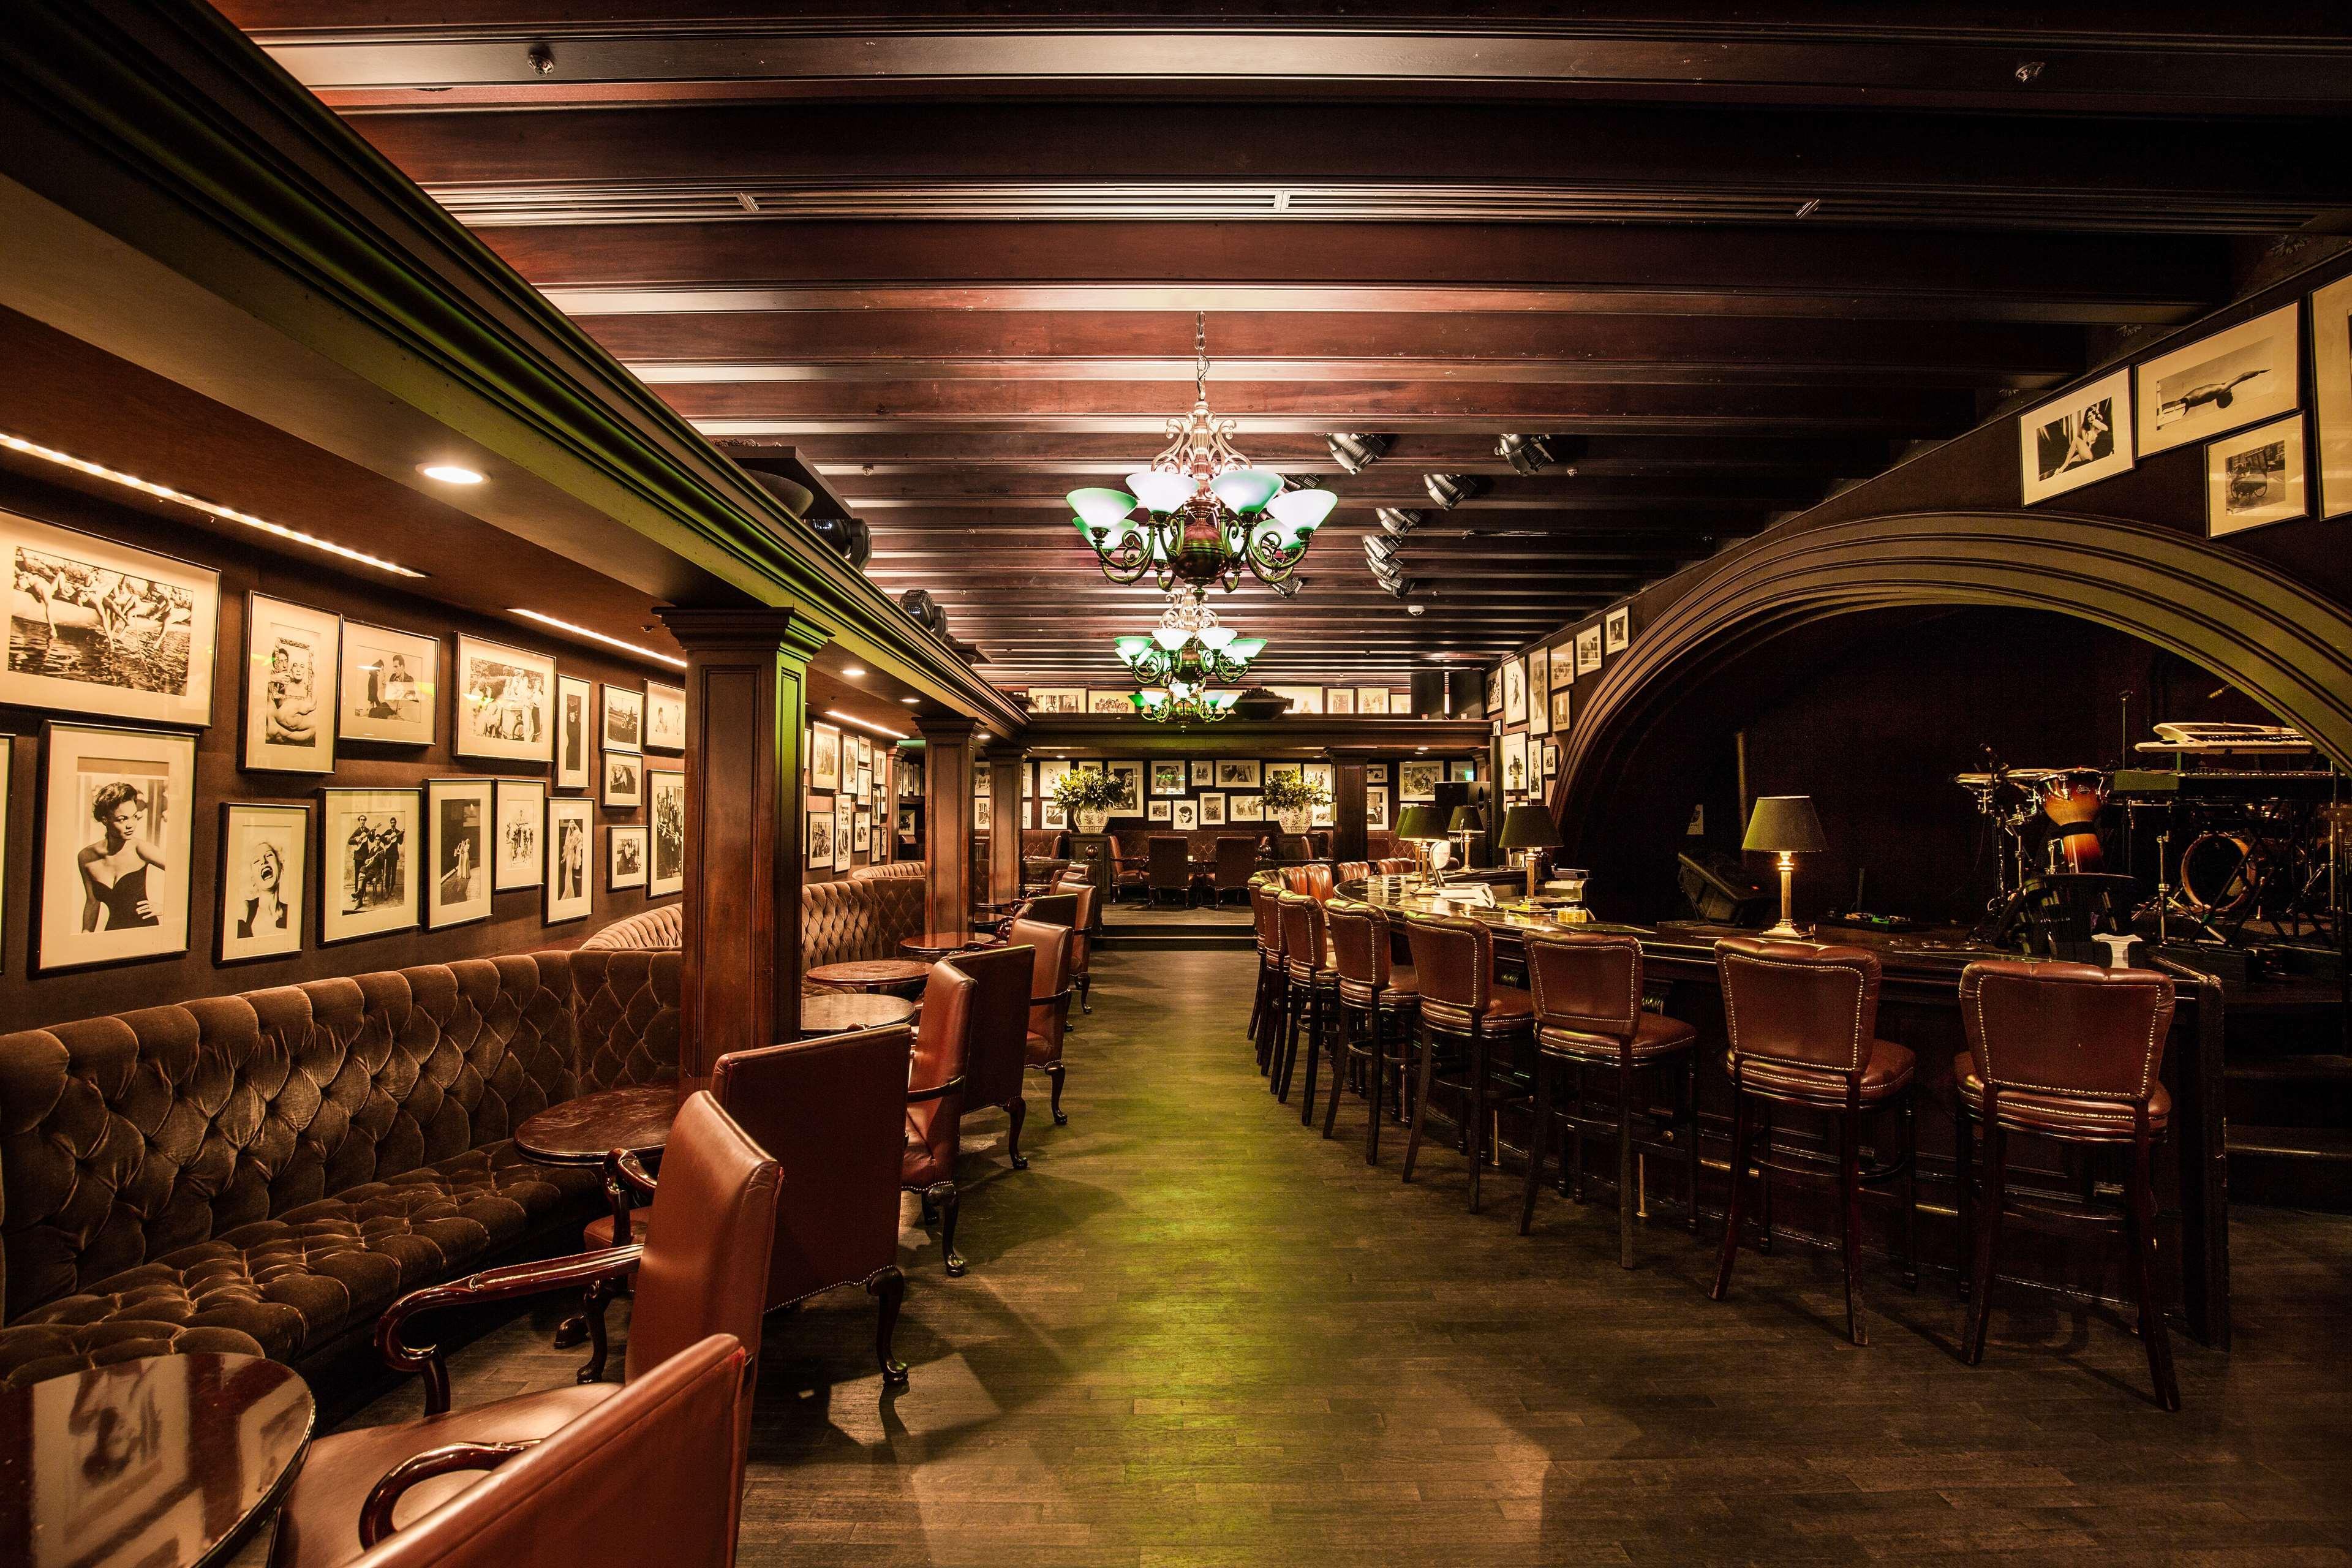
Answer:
1400;912;1536;1213
1249;881;1287;1069
1955;959;2180;1410
1519;930;1701;1268
1321;901;1420;1164
1276;891;1338;1117
1710;938;1920;1346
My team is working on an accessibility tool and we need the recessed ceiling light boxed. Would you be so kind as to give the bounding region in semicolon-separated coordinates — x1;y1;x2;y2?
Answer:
418;463;485;485
824;709;907;741
899;696;920;704
506;608;687;668
840;666;865;677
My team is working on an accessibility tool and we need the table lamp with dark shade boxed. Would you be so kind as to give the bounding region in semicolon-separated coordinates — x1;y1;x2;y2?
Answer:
1447;805;1485;884
1395;804;1447;883
1498;804;1565;901
1743;794;1827;938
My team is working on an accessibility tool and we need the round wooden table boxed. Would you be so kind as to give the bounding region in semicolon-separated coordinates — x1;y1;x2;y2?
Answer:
798;992;918;1037
0;1352;314;1568
806;958;932;997
516;1086;677;1340
902;930;1003;959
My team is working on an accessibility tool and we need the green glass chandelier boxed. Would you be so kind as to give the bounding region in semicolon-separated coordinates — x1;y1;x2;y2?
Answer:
1111;587;1266;687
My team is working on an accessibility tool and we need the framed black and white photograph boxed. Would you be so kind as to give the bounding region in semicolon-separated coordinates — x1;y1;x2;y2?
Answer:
1215;759;1261;790
1484;668;1501;714
854;811;873;854
36;722;197;973
1190;760;1215;787
1400;760;1441;803
1605;606;1632;654
855;766;872;801
2313;272;2352;520
1544;740;1561;778
834;791;854;865
603;750;643;810
1199;791;1227;825
1525;647;1550;737
1501;658;1527;728
493;778;545;892
545;797;593;924
2138;304;2299;458
1366;786;1390;831
0;736;10;969
807;796;835;870
1550;641;1576;688
810;722;841;792
240;594;340;774
1325;687;1357;715
1304;763;1336;827
339;621;437;747
855;733;873;771
1150;759;1186;796
1086;689;1133;715
1358;687;1392;715
2207;416;2308;537
423;777;493;929
1502;732;1531;797
1172;798;1199;831
555;674;593;790
1367;763;1389;783
1028;686;1084;715
216;801;307;965
1147;799;1170;822
318;785;418;946
1450;761;1478;782
2018;368;2134;504
975;791;993;832
646;767;684;897
1551;687;1574;734
1575;625;1602;677
1230;794;1263;822
4;513;219;729
1104;760;1144;815
608;824;647;890
454;636;553;764
600;682;643;755
644;680;685;755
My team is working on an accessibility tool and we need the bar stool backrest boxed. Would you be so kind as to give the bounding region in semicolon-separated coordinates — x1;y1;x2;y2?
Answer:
1961;958;2174;1104
1251;882;1285;958
1715;937;1880;1076
1403;911;1491;1019
1278;891;1327;980
1525;930;1642;1038
1322;902;1389;987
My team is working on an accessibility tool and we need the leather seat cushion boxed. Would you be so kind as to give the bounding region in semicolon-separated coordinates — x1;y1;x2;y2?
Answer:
15;1144;597;1362
1338;966;1420;1009
270;1381;619;1568
1539;1011;1699;1063
1953;1051;2171;1137
1735;1038;1915;1106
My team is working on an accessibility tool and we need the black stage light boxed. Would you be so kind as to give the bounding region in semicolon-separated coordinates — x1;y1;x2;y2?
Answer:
1327;433;1392;474
1374;507;1424;539
1424;472;1486;509
1495;434;1560;477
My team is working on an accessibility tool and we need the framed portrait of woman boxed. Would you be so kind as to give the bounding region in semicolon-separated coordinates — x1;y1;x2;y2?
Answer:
545;796;594;925
424;776;494;930
216;802;308;964
494;778;546;892
240;594;341;774
554;674;594;790
35;721;198;973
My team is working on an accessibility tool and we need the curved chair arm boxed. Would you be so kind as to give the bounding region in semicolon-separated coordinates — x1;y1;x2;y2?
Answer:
907;1073;967;1105
360;1441;537;1548
377;1245;645;1414
1030;986;1074;1010
603;1147;660;1200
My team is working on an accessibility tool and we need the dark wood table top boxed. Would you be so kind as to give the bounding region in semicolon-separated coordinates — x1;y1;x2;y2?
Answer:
807;958;932;993
514;1085;677;1165
0;1352;314;1568
902;930;1003;957
799;992;918;1037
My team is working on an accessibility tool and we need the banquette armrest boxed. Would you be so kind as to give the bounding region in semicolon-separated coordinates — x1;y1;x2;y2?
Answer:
377;1244;646;1415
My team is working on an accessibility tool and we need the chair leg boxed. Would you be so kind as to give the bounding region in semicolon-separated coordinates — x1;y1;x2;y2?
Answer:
1077;972;1092;1016
575;1276;617;1385
869;1265;910;1388
1364;1012;1387;1165
1520;1058;1552;1235
1899;1093;1920;1291
1466;1028;1488;1213
1755;1101;1775;1255
1047;1063;1068;1125
1954;1098;1974;1302
1617;1057;1638;1270
1684;1050;1702;1236
1322;1006;1353;1139
2129;1131;2182;1411
1567;1062;1586;1202
1709;1087;1752;1302
1276;987;1302;1102
1961;1123;2008;1365
1839;1109;1868;1347
929;1182;965;1276
1006;1096;1029;1170
1402;1023;1437;1185
1298;986;1325;1127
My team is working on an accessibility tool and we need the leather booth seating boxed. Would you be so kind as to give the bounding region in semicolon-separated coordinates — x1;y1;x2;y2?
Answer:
848;861;925;882
1020;829;1067;860
800;876;926;997
0;949;678;1390
578;905;682;951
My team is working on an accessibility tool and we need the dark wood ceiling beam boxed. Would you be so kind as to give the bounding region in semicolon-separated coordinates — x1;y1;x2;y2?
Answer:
840;473;1815;507
767;431;1898;475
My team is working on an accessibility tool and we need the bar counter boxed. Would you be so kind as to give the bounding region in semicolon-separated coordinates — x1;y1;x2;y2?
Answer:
1331;874;2230;1346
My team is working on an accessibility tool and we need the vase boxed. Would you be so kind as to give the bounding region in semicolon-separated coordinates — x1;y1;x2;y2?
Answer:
1076;809;1109;834
1273;805;1310;835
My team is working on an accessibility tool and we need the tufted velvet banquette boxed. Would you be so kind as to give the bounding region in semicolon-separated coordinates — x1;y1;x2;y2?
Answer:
799;876;926;995
847;861;925;882
0;949;678;1390
578;904;682;951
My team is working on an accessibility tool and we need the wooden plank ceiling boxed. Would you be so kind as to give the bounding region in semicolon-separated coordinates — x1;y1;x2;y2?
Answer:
227;2;2352;688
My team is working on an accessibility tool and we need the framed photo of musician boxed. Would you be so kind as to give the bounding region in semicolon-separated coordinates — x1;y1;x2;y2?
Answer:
423;777;493;929
453;636;553;764
1526;647;1550;736
1575;625;1602;677
4;511;219;729
240;594;341;775
646;767;685;897
545;796;594;924
2207;417;2308;538
806;796;834;870
339;621;437;748
602;750;643;811
1502;731;1531;797
318;785;419;947
1501;657;1527;727
2316;273;2352;519
607;824;647;891
2138;304;2300;459
2018;368;2134;504
1605;606;1632;654
599;682;643;756
492;778;546;892
216;802;307;965
810;722;841;793
554;674;593;791
34;722;197;974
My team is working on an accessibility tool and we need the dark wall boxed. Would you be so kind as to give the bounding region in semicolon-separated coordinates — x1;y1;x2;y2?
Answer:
1;470;677;1031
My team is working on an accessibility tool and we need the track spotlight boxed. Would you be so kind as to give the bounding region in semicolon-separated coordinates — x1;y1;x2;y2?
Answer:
1380;575;1418;599
1424;473;1486;509
1326;432;1392;475
1374;507;1425;539
1363;535;1400;571
1495;434;1561;477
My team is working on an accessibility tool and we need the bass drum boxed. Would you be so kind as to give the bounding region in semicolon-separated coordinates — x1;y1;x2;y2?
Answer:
2035;767;2109;872
2179;833;2260;916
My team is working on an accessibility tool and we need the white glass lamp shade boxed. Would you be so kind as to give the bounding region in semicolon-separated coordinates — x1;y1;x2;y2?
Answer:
1266;488;1338;532
1169;678;1196;700
1068;487;1138;530
1209;468;1283;513
1210;691;1239;710
1126;470;1197;514
1152;625;1191;652
1196;624;1237;651
1113;635;1155;666
1223;636;1266;662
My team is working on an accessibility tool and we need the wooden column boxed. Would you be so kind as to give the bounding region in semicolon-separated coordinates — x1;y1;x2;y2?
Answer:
1332;759;1369;863
988;750;1024;904
916;714;979;936
654;606;829;1095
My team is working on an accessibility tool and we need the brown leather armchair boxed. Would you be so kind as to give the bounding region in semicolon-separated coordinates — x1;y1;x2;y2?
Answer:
1213;836;1258;903
903;962;978;1275
948;943;1039;1169
1147;835;1194;906
337;1333;752;1568
270;1093;780;1568
1010;915;1076;1126
1065;881;1098;1014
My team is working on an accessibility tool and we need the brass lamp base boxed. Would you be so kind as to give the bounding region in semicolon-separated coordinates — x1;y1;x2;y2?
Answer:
1759;853;1806;938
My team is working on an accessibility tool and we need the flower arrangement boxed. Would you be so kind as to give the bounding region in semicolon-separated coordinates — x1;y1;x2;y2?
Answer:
1052;768;1128;814
1260;771;1330;813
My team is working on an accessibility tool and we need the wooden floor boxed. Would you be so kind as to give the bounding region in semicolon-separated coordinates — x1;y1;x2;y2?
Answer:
323;949;2352;1566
